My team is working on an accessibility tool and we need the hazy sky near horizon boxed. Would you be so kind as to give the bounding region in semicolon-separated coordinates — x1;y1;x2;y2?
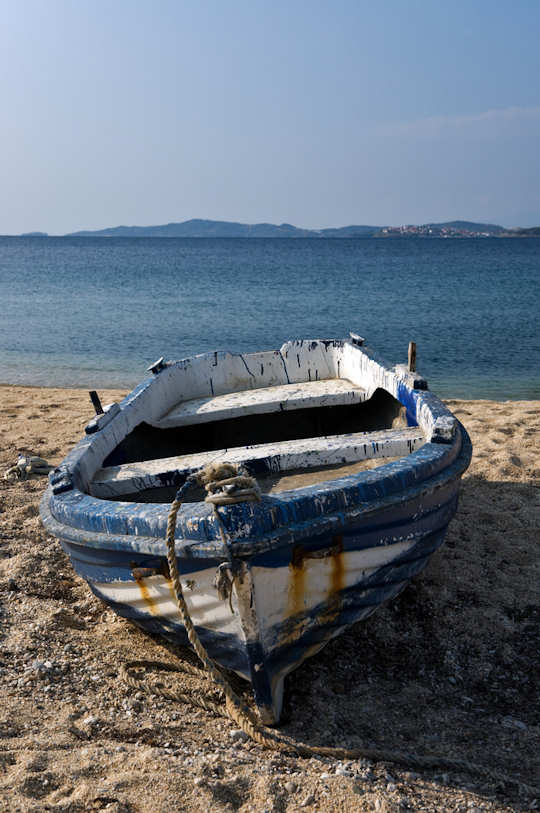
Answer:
2;0;539;233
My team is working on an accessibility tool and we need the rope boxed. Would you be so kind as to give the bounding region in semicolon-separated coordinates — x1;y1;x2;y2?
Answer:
121;659;227;718
124;463;538;797
4;454;52;481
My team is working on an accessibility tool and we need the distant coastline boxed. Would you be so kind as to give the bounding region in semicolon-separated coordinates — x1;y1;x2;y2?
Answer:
3;218;540;238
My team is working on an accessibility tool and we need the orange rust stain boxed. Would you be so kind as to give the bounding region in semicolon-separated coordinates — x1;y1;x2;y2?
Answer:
166;577;183;607
288;549;307;619
135;578;159;615
329;536;345;598
287;536;345;621
326;536;345;621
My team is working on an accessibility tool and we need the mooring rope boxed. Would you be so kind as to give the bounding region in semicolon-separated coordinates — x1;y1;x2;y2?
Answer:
121;463;538;797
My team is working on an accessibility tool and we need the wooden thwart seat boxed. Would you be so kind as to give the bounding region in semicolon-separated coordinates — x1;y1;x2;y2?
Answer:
91;426;425;499
153;378;367;428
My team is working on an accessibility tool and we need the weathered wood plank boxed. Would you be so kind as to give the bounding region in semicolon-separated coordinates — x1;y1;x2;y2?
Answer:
91;426;425;498
153;378;367;428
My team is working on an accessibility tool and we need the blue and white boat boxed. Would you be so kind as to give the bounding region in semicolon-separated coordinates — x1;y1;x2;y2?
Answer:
40;336;471;724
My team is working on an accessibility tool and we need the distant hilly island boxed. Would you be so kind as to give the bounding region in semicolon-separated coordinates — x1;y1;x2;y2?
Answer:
67;220;380;238
11;218;540;238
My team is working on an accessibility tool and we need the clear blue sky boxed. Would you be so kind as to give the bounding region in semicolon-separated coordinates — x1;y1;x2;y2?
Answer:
2;0;539;233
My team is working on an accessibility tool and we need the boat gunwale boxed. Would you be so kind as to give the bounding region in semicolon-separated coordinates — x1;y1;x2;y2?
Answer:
40;425;472;559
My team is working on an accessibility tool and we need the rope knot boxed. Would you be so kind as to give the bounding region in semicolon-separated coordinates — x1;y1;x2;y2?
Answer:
195;463;261;506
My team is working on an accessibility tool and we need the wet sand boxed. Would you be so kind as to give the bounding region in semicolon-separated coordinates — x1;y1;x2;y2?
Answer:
0;386;538;812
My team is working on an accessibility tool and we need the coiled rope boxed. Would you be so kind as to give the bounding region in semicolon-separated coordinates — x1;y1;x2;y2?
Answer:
121;463;537;797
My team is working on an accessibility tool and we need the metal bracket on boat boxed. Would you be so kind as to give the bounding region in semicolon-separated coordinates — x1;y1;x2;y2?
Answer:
394;364;429;390
147;357;166;375
49;466;74;495
84;402;121;435
349;332;365;346
130;560;170;580
214;563;235;612
409;374;428;390
430;416;457;444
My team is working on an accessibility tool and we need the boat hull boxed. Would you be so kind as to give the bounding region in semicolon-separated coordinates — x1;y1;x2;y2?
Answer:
40;338;472;723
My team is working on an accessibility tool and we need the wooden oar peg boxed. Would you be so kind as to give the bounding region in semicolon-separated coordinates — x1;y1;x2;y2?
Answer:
408;341;416;373
89;390;104;415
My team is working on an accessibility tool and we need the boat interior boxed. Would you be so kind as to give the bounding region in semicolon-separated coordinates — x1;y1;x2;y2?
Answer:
92;379;426;503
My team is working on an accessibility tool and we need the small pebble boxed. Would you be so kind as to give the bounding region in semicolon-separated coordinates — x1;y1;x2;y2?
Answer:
83;715;98;727
229;729;248;742
284;780;296;793
300;794;315;808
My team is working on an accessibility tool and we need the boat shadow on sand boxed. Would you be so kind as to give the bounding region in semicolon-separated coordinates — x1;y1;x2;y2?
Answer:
146;474;537;804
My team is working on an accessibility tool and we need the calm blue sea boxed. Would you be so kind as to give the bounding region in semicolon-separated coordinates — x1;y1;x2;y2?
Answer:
0;237;538;399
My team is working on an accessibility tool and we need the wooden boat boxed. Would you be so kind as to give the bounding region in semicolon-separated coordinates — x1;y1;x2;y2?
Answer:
40;336;471;723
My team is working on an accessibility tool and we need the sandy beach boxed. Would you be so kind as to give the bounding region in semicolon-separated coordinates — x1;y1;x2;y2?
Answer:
0;386;538;812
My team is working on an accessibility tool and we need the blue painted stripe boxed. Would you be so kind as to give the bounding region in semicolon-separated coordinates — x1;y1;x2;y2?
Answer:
54;485;456;617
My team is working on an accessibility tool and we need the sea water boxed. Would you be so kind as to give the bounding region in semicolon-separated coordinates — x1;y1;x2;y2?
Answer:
0;236;538;399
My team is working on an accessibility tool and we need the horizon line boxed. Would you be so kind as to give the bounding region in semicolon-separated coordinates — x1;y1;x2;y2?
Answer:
4;216;540;237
